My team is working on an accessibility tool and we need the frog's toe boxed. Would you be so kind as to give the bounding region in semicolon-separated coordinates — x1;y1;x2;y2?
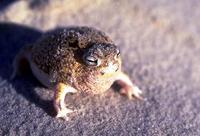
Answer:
117;80;143;100
130;85;143;100
56;108;74;120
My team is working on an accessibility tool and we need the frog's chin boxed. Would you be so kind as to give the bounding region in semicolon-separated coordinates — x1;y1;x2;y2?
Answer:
100;62;119;75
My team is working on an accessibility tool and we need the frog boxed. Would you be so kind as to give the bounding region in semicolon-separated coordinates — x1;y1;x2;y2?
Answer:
11;26;142;120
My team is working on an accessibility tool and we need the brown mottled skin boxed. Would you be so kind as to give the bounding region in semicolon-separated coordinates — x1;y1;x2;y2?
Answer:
31;27;118;94
12;26;142;120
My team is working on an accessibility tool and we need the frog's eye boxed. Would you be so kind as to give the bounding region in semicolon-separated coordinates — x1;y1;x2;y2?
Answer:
84;56;101;66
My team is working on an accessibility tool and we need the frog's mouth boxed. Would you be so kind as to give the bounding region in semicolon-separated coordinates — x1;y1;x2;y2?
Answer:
100;62;119;75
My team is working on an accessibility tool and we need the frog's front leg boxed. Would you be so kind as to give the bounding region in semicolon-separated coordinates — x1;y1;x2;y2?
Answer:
114;72;143;100
54;83;77;120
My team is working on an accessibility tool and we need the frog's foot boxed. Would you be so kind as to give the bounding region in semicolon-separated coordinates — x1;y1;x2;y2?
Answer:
54;83;77;120
115;72;143;100
117;80;143;100
55;107;74;120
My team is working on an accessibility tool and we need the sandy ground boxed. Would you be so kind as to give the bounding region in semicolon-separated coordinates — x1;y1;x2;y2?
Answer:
0;0;200;135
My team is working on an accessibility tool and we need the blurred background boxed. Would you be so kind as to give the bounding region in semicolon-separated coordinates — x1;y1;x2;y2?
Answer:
0;0;200;135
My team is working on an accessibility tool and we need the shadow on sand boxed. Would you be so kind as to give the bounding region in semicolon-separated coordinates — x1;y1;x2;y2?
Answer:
0;22;56;116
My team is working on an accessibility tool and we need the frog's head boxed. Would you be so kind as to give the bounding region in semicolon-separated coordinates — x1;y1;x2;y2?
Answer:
83;43;121;77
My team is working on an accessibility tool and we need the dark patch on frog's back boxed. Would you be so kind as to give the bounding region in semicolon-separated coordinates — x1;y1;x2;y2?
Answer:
30;26;114;83
47;26;114;48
